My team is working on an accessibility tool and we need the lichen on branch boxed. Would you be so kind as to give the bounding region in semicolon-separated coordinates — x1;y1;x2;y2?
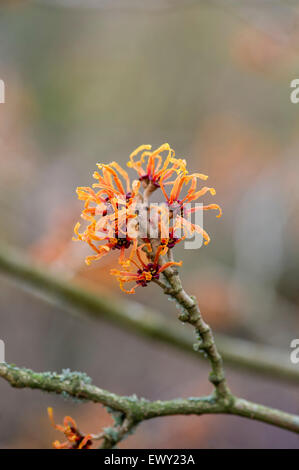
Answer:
1;362;299;447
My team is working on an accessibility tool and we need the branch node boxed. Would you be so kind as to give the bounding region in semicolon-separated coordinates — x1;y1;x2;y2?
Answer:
178;311;190;322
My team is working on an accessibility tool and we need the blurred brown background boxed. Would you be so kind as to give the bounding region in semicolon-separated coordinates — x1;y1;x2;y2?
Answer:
0;0;299;448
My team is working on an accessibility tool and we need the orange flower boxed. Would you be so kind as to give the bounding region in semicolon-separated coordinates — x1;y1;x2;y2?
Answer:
92;161;140;202
127;143;187;188
73;162;140;266
160;227;185;252
111;245;182;294
160;173;222;246
48;407;92;449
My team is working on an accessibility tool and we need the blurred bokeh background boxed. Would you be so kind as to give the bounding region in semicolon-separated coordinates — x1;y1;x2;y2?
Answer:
0;0;299;449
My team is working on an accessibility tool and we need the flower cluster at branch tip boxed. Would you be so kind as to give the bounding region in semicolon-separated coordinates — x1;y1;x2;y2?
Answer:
73;143;222;293
48;407;92;449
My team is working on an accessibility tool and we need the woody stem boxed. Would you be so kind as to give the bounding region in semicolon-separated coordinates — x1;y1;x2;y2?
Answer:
99;417;137;449
159;249;231;400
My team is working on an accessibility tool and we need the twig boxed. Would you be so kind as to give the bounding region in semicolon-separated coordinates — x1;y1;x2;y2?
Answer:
99;417;137;449
160;250;230;399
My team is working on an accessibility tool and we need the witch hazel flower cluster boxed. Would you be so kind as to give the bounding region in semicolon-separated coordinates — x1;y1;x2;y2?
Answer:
73;143;222;294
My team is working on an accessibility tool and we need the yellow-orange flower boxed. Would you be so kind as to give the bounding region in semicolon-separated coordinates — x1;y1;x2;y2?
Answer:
73;162;140;266
127;143;187;188
160;172;222;246
111;245;182;294
48;407;92;449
